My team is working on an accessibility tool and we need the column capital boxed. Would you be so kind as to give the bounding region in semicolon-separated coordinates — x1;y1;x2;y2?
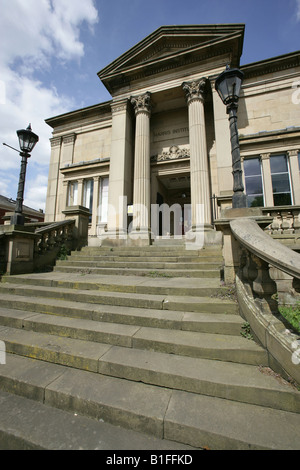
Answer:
260;152;271;161
62;133;76;145
182;78;207;105
50;136;62;148
287;149;300;157
131;92;152;115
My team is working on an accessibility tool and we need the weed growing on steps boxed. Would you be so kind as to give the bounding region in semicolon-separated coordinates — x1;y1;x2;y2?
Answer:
146;271;173;278
240;322;254;340
56;244;69;261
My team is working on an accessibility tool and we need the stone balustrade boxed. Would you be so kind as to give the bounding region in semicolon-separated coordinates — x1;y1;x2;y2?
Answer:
0;205;89;275
33;220;75;270
229;217;300;384
262;205;300;237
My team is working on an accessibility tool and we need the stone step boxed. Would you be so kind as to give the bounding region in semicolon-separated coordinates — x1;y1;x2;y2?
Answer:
0;390;193;450
54;265;220;278
80;246;222;254
0;296;243;335
55;259;221;271
1;354;299;449
0;344;296;413
66;255;222;265
0;311;261;364
0;283;238;314
3;272;229;297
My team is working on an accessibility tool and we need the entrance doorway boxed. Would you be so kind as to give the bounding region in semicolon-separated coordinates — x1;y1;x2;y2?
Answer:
153;174;191;237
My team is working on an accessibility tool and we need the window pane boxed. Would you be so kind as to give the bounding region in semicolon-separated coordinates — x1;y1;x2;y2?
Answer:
244;158;261;176
245;176;263;195
99;177;109;222
83;179;94;211
270;155;288;174
244;157;264;207
271;173;290;194
273;193;291;206
68;181;78;206
247;195;264;208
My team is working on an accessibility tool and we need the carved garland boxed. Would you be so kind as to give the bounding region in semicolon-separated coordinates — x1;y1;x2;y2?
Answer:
151;145;190;163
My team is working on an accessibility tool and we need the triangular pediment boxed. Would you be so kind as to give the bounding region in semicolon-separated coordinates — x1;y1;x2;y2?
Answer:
98;24;245;94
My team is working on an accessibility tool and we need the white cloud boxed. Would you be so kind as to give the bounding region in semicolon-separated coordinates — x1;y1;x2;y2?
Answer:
296;0;300;21
0;0;99;70
0;0;99;211
24;173;49;212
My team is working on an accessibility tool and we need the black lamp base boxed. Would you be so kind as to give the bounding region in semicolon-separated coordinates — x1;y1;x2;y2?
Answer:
232;192;247;209
10;213;25;226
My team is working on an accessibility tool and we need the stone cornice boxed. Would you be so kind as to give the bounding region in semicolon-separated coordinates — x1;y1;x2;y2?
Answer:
45;101;112;130
98;25;245;95
241;51;300;79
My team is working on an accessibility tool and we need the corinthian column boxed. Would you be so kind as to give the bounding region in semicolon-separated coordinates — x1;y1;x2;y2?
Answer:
182;79;211;230
130;92;152;244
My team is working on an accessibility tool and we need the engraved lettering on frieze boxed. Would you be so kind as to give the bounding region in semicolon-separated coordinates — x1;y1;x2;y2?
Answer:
151;145;190;163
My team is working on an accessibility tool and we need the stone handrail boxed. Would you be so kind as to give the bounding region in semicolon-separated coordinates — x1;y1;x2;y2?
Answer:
229;217;300;385
230;218;300;279
33;219;75;268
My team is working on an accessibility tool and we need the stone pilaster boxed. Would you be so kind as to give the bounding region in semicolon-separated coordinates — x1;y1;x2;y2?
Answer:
130;92;152;243
91;176;100;236
260;153;274;207
288;149;300;205
103;98;133;245
182;79;211;229
45;136;62;222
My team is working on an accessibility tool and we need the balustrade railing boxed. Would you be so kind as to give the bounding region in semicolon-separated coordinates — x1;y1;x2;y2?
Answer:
230;217;300;384
230;217;300;307
262;206;300;237
34;220;74;257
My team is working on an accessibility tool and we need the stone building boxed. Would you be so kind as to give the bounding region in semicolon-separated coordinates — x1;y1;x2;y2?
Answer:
45;24;300;246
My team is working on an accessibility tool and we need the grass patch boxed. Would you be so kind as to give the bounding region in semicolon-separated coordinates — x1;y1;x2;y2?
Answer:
146;271;173;278
278;303;300;334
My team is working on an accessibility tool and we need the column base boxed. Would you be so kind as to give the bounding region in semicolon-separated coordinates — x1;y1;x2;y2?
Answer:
186;225;223;249
232;191;247;209
100;228;128;247
128;228;151;246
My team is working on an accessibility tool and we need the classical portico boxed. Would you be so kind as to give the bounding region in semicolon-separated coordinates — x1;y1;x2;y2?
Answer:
103;78;220;246
45;24;300;248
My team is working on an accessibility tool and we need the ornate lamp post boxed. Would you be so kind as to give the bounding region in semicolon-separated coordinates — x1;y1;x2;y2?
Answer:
4;124;39;225
215;66;247;208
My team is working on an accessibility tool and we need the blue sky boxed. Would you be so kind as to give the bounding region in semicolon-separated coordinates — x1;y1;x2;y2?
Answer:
0;0;299;211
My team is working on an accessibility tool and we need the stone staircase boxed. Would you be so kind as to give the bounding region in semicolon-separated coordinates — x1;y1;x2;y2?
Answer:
0;244;299;450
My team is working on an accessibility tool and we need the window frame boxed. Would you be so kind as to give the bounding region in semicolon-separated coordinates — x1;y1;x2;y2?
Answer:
270;153;293;206
243;156;265;208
